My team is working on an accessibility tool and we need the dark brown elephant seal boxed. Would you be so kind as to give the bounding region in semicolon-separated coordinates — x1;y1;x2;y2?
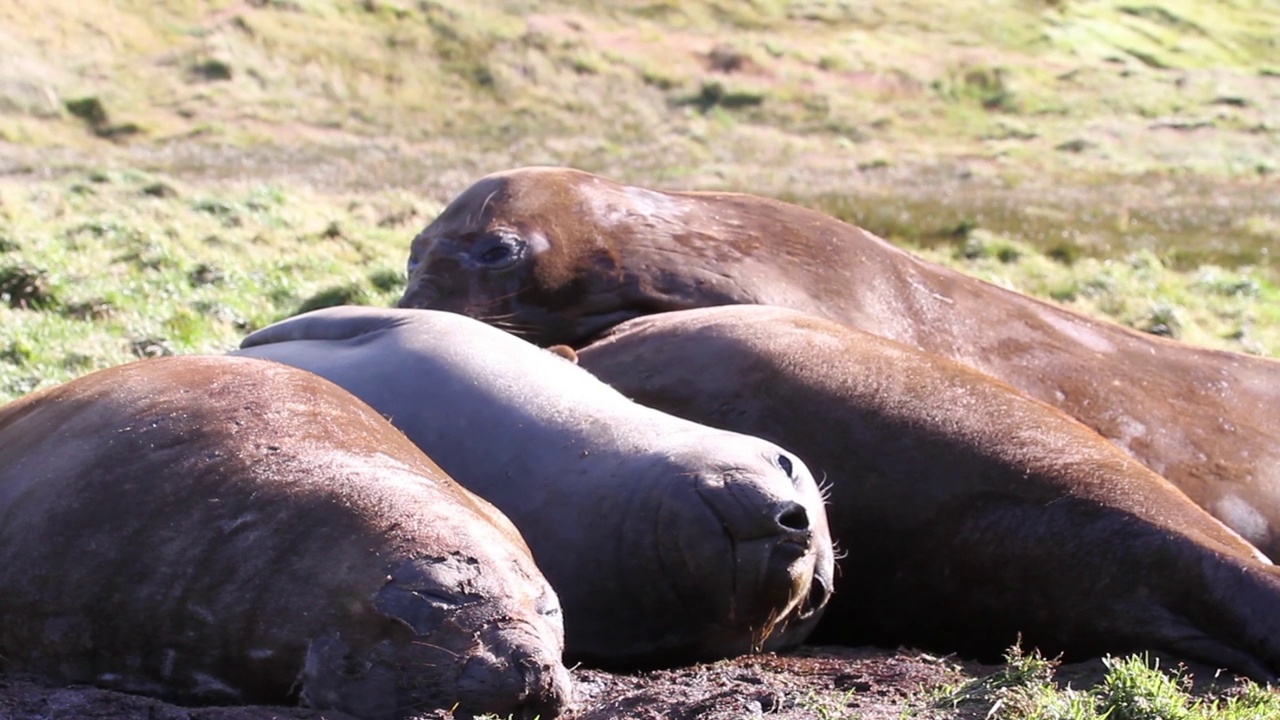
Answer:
572;305;1280;681
396;166;1280;560
234;306;834;669
0;355;571;720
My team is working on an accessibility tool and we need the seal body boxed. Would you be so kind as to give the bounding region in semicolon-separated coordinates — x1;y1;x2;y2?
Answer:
573;305;1280;681
235;306;834;669
0;355;571;720
397;166;1280;560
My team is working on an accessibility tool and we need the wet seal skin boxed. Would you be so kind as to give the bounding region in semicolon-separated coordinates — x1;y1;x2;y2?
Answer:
0;355;571;720
397;166;1280;561
574;305;1280;682
235;306;835;669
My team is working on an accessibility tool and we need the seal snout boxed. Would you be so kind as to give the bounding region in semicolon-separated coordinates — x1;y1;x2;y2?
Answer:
697;480;817;548
684;455;835;652
455;629;572;720
396;278;437;309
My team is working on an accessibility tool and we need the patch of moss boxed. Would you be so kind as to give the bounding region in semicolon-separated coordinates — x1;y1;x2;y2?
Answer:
64;97;108;127
934;65;1020;112
0;263;59;310
680;80;766;112
295;283;371;314
369;268;403;292
190;58;234;81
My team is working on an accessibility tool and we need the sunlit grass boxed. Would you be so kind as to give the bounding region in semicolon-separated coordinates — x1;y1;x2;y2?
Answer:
912;233;1280;356
2;166;1275;404
935;644;1280;720
0;171;425;400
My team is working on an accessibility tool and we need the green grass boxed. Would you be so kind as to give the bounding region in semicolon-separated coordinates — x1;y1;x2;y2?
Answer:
936;645;1280;720
0;170;421;400
912;235;1280;356
2;166;1275;404
4;0;1277;173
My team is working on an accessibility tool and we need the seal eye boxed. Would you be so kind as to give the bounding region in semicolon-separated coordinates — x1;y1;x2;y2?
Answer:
777;454;794;478
406;254;420;276
471;233;526;270
479;245;511;263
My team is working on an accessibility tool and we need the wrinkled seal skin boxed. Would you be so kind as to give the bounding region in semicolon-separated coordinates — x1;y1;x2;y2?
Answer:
235;306;834;669
396;166;1280;560
0;356;571;720
573;305;1280;682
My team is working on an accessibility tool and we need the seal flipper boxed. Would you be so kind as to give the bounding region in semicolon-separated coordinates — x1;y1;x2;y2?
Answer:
545;345;579;364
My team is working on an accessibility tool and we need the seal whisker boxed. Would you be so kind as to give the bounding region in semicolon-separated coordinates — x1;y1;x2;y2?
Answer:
815;473;833;504
830;539;848;563
477;315;541;339
408;640;462;659
479;189;500;219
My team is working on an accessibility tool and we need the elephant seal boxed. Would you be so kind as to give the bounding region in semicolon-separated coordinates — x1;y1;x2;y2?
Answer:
396;166;1280;560
235;306;834;669
573;305;1280;681
0;355;571;720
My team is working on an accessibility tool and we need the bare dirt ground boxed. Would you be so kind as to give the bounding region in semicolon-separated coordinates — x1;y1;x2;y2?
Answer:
1;645;1247;720
0;646;986;720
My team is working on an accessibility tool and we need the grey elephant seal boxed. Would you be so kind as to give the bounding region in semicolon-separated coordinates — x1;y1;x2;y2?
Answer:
234;305;834;669
0;355;571;719
573;305;1280;681
396;166;1280;560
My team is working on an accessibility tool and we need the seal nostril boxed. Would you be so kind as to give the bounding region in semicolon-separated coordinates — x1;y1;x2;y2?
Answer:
777;502;809;532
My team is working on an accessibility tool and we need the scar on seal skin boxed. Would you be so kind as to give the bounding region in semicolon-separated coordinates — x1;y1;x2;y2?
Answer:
235;305;834;669
0;355;571;720
575;305;1280;683
397;166;1280;561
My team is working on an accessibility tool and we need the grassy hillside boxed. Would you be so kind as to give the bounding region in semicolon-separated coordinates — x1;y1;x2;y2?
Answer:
1;0;1277;403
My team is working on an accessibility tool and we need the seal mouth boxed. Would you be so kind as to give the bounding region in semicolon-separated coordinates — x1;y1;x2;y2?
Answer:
764;535;829;624
454;624;573;720
571;309;648;346
796;571;832;622
560;292;701;348
695;489;823;644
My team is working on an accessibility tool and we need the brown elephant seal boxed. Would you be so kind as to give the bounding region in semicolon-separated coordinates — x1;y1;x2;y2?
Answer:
572;305;1280;681
0;355;571;720
396;166;1280;561
234;306;834;669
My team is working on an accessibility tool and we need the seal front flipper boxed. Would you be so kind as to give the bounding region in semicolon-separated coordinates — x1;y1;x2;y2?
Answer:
545;345;579;364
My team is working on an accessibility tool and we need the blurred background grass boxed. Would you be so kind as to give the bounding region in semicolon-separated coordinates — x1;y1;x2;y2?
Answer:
1;0;1277;400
